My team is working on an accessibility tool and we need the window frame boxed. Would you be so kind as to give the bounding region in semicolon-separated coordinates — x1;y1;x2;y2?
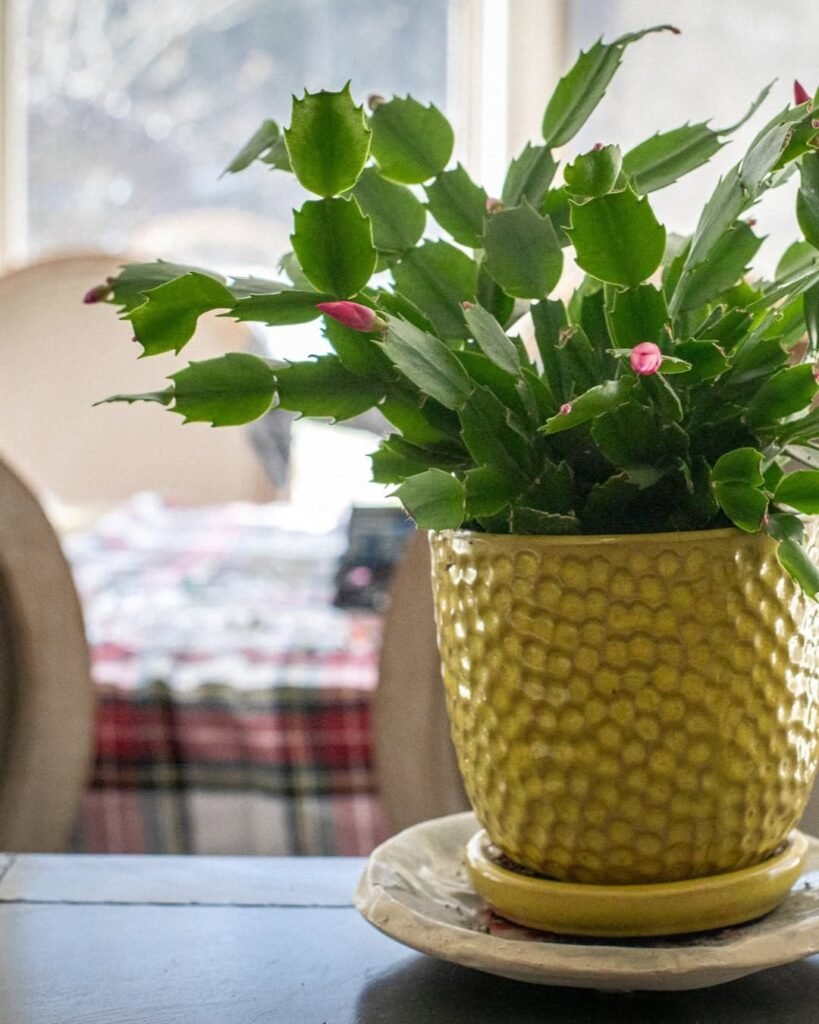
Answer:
0;0;27;271
448;0;568;193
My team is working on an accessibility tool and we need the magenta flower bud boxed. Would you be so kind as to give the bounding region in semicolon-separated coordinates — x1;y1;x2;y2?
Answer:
485;197;505;215
559;402;572;416
592;142;604;152
83;283;113;304
316;301;385;333
629;341;663;376
795;80;812;106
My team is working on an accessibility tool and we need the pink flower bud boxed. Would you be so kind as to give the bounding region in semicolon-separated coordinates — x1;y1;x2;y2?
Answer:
485;197;505;215
592;143;604;152
795;80;812;106
629;341;663;376
83;283;113;304
316;301;386;333
462;301;473;310
761;513;770;528
559;402;572;415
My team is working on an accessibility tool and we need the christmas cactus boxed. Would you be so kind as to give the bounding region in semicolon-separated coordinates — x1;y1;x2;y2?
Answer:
90;25;819;594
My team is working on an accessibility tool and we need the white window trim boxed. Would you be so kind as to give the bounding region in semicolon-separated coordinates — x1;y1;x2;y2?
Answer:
448;0;568;193
0;0;26;272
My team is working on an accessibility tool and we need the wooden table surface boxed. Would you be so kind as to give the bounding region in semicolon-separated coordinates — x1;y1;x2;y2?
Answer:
2;853;819;1023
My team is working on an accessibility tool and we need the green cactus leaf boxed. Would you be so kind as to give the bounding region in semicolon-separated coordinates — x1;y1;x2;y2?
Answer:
623;123;723;194
501;144;557;208
424;164;488;248
542;25;677;147
379;385;462;447
674;221;763;313
223;119;281;175
273;354;384;421
169;353;276;426
284;85;371;196
531;299;570;404
712;447;765;486
797;151;819;250
370;440;430;485
508;507;581;534
459;386;532;490
746;365;819;428
464;465;514;518
291;197;376;297
128;272;235;356
393;468;465;529
381;316;473;411
352;167;427;256
321;318;394;379
564;145;623;198
568;187;666;287
541;378;635;434
370;97;454;184
605;283;669;349
231;290;333;326
774;470;819;514
713;481;768;532
484;201;563;299
391;241;478;339
774;538;819;597
463;303;521;376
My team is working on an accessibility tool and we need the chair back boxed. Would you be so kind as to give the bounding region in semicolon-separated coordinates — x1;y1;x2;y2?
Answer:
0;456;94;849
373;530;469;833
0;252;272;506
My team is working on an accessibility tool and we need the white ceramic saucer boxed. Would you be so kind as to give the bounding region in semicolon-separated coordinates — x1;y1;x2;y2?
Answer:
354;812;819;991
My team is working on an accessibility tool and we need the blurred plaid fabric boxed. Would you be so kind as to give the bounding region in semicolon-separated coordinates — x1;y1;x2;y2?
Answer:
64;495;389;855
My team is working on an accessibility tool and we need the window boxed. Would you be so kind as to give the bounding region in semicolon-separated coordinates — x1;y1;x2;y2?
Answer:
18;0;449;268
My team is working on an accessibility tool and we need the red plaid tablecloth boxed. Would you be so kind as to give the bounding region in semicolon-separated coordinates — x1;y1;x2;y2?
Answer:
64;495;390;855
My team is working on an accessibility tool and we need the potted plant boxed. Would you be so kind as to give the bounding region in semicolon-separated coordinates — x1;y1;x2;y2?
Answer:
88;24;819;935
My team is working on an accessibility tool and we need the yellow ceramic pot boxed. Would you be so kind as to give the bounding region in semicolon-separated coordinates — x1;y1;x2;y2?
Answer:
430;528;819;885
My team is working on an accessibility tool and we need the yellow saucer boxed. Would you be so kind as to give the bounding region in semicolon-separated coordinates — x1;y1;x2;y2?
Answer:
465;829;809;938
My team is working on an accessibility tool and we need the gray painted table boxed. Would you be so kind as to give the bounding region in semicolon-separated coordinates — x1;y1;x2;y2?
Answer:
1;853;819;1023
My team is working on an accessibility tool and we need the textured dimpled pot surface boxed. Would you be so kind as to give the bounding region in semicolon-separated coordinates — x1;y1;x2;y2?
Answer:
430;528;819;885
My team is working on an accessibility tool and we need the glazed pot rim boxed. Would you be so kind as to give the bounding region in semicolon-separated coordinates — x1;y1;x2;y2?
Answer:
431;525;777;547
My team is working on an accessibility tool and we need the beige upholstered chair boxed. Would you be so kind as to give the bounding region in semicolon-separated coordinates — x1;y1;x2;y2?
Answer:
0;456;94;850
0;252;273;506
802;778;819;836
373;530;469;833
